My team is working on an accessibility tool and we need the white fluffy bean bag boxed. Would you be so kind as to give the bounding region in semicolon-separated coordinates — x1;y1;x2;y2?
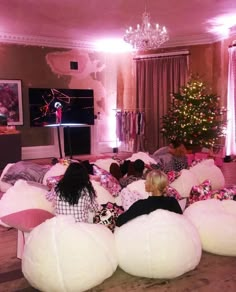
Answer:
0;163;15;192
170;169;199;198
127;152;156;164
22;216;118;292
115;209;202;279
184;199;236;256
91;180;115;205
94;158;119;172
189;159;225;190
0;180;53;227
0;180;53;217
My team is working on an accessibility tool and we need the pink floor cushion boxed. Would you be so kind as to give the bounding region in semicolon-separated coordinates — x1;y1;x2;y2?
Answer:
184;199;236;256
0;209;55;232
114;209;202;279
22;216;118;292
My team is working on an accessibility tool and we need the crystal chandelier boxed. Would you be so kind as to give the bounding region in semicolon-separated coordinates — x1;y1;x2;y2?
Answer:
124;11;169;51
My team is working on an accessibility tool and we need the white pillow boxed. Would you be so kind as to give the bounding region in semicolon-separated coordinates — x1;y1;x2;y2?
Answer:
0;163;15;192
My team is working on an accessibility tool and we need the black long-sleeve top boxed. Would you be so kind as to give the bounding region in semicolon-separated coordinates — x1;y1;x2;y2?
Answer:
116;196;183;227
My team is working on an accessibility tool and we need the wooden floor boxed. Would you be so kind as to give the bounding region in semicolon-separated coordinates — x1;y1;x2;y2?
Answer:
0;158;236;291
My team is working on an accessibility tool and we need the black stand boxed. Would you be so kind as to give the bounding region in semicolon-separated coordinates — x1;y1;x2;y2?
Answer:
57;126;63;159
224;155;232;162
66;126;73;159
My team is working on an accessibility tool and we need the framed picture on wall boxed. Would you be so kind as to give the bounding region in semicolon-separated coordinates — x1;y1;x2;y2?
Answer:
0;79;23;125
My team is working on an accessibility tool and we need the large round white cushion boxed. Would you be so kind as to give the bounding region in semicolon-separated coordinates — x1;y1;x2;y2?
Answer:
22;216;118;292
189;159;225;190
94;158;119;172
170;169;199;198
42;163;68;185
0;180;53;218
184;199;236;256
115;209;201;279
0;163;15;192
127;152;156;164
91;180;115;204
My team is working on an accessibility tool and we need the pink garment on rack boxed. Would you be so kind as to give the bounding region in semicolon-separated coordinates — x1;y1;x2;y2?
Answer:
116;111;122;141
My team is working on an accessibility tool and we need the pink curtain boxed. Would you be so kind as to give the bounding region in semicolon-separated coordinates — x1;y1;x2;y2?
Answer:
225;45;236;156
135;54;188;153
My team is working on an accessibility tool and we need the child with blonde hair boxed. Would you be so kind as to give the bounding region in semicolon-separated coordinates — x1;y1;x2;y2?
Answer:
116;169;182;227
145;169;168;195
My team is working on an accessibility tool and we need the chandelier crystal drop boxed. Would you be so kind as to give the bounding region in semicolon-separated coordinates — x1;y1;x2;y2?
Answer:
124;11;169;51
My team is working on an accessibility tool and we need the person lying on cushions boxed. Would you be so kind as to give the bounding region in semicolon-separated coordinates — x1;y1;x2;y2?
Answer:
119;159;146;188
54;162;100;223
116;169;183;227
165;140;188;172
151;140;188;173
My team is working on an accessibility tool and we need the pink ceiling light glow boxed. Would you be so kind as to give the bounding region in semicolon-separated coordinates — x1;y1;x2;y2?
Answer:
94;38;133;53
207;14;236;38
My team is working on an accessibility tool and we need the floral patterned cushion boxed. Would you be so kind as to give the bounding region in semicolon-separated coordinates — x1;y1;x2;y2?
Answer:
187;180;236;208
46;175;64;191
210;186;236;201
166;171;181;183
93;165;121;197
186;180;212;207
166;186;182;200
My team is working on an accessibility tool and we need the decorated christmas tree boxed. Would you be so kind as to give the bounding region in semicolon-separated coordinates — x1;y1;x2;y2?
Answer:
161;78;226;148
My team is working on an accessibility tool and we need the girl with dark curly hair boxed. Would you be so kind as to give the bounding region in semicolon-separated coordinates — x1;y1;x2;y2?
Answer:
55;162;99;222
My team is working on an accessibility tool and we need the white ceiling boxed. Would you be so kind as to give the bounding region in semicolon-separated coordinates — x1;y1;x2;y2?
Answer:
0;0;236;50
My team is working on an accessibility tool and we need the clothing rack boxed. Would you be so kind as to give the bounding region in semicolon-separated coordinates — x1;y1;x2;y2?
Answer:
114;110;146;153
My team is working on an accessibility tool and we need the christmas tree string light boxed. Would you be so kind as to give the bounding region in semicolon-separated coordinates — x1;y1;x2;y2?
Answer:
161;78;227;148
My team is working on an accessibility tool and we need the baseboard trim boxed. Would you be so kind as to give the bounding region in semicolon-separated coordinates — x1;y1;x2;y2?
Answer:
21;145;60;160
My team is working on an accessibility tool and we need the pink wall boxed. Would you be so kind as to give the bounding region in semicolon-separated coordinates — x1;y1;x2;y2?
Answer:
0;39;233;152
